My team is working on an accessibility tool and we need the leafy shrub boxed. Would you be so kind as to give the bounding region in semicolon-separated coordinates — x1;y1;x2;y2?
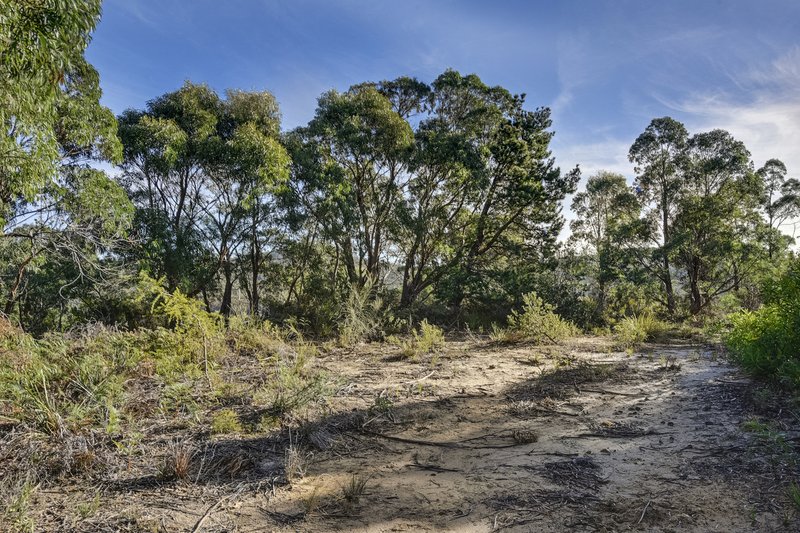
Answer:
388;320;445;359
613;313;669;349
492;293;578;344
227;316;284;357
726;262;800;388
253;335;332;418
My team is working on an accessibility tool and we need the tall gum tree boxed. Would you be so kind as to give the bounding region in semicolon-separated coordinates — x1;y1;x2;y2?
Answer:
628;117;688;316
758;159;800;258
118;83;289;316
570;171;640;318
676;129;759;314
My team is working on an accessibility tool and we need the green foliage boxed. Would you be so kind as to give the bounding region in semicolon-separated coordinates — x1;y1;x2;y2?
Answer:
136;274;225;382
388;320;445;359
0;0;108;216
1;478;36;533
726;261;800;389
210;409;242;434
613;314;669;349
338;279;392;346
0;324;132;435
493;292;578;344
249;331;332;418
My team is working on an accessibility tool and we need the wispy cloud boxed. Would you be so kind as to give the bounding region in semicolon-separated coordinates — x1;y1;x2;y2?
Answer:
664;46;800;177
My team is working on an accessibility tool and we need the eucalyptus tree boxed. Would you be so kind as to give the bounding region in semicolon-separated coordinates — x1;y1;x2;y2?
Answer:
118;83;289;315
1;0;134;329
758;159;799;258
288;71;578;315
570;171;640;316
294;85;414;286
1;0;104;221
674;129;760;314
628;117;688;315
396;71;579;309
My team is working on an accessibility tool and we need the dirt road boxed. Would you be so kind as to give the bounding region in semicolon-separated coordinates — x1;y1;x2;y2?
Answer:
48;336;798;532
202;337;797;532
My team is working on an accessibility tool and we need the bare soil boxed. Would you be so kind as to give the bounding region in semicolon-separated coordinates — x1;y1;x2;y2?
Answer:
19;336;800;532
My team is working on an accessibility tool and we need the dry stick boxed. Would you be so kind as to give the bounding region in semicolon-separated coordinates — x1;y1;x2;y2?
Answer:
563;431;667;439
197;319;212;390
362;430;521;449
577;387;644;397
637;499;652;525
403;370;435;385
191;494;231;533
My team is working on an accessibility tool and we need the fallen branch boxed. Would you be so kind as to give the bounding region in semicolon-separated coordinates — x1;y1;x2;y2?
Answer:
577;387;644;397
362;430;525;449
191;488;243;532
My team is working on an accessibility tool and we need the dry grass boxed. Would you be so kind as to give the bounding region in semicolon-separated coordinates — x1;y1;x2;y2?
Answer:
283;443;309;483
160;441;194;481
341;473;371;512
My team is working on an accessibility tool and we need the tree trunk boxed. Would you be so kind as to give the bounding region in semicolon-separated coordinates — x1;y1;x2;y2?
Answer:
661;192;676;315
249;228;260;316
689;256;702;315
220;265;234;320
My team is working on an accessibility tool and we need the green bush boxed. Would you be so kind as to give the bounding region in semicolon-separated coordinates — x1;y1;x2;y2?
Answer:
492;292;578;344
0;326;130;435
726;262;800;388
338;278;394;346
388;320;445;359
613;313;669;349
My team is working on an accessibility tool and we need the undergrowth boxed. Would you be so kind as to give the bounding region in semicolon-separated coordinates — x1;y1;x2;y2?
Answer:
725;261;800;390
491;292;578;344
387;320;445;360
613;313;670;349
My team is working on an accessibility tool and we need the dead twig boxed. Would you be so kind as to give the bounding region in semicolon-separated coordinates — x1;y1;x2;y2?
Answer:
191;488;243;532
637;499;652;525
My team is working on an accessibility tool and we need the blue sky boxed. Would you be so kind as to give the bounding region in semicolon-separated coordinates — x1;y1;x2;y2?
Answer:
87;0;800;235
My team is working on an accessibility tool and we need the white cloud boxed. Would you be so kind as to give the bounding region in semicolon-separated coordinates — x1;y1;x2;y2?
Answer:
662;46;800;236
663;46;800;174
553;139;634;181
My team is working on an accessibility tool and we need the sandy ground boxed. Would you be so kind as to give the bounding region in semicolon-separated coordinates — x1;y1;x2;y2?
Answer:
30;336;800;532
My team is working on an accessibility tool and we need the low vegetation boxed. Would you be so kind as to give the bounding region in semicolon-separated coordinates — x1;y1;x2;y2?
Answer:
2;1;800;529
613;313;670;349
492;293;579;344
388;320;446;359
726;261;800;390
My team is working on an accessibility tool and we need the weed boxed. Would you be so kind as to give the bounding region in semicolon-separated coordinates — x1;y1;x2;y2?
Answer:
388;320;445;360
341;473;371;510
371;395;394;415
742;418;770;434
2;478;36;533
614;313;669;349
302;486;322;515
211;409;242;434
788;482;800;511
658;354;681;371
284;443;309;483
338;278;390;346
160;441;194;481
76;492;101;519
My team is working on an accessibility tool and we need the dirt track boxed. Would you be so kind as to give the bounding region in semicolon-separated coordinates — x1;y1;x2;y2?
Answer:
42;336;800;532
241;337;795;532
